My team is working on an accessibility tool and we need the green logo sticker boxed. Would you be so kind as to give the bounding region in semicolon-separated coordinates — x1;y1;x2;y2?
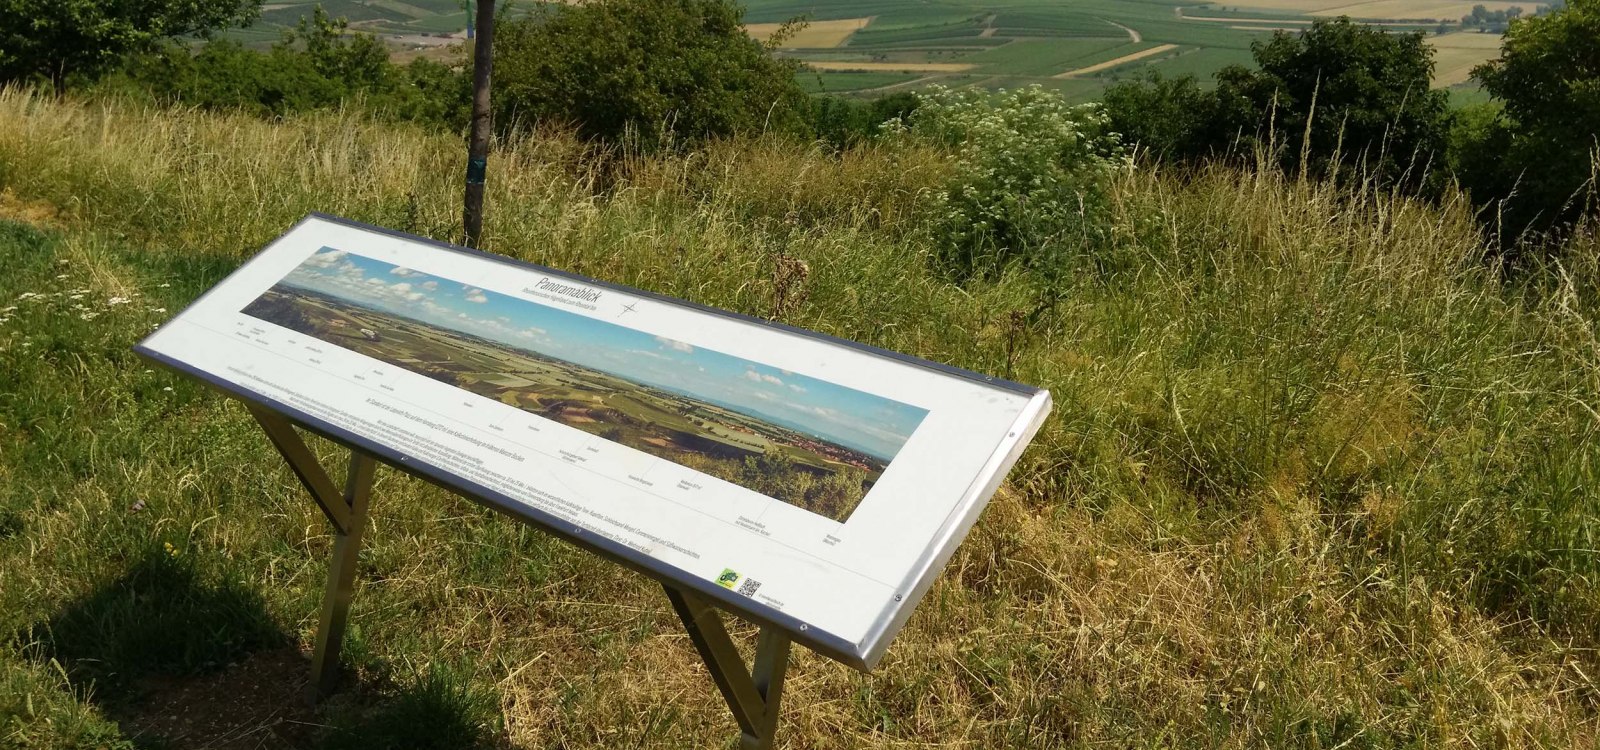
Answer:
716;568;740;588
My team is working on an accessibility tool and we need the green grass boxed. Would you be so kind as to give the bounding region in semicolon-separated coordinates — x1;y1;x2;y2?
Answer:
0;90;1597;747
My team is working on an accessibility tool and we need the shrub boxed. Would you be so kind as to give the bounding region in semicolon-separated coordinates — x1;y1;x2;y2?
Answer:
895;85;1125;281
808;92;920;150
101;9;471;127
1102;73;1228;162
493;0;810;150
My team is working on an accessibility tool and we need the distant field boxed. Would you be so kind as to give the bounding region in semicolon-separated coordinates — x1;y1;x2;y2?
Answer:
747;17;872;47
805;61;976;73
1428;30;1504;85
228;0;1522;100
1056;43;1180;78
959;38;1134;77
799;71;923;92
1310;0;1543;19
1206;0;1542;14
1143;46;1256;78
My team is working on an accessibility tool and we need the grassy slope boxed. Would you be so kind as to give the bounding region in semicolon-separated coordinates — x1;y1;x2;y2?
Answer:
0;90;1597;747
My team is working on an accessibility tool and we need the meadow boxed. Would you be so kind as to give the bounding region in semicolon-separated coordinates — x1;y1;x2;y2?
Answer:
0;89;1597;748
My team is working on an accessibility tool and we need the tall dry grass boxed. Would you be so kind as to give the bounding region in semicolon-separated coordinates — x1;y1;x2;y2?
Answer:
0;88;1596;747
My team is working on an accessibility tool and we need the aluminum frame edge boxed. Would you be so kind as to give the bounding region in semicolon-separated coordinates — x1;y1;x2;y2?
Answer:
854;388;1053;670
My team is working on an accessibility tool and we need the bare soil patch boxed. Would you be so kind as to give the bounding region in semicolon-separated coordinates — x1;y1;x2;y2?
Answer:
118;647;323;749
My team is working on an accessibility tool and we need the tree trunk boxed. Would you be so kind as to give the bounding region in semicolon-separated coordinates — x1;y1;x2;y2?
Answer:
463;0;496;248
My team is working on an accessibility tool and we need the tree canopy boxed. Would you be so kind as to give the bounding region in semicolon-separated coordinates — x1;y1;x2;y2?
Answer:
1104;19;1450;188
492;0;810;150
0;0;260;89
1466;0;1600;239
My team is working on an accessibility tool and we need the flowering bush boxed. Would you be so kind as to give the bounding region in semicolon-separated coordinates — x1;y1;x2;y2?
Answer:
892;85;1126;280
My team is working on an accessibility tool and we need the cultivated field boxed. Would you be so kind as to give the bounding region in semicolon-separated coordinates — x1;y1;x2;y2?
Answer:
1193;0;1542;15
1055;44;1180;78
1310;0;1543;18
768;0;1522;97
746;17;873;47
1428;30;1507;85
229;0;1525;98
805;61;975;73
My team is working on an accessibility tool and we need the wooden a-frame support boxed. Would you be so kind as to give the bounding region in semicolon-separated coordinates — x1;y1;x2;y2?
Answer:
247;406;792;748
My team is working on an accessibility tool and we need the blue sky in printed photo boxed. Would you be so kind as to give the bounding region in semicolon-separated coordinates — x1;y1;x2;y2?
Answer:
276;247;928;460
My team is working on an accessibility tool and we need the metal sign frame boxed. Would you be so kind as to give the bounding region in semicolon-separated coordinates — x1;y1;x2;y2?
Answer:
135;213;1051;747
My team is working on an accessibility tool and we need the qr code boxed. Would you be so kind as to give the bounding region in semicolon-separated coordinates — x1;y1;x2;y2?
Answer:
737;577;762;597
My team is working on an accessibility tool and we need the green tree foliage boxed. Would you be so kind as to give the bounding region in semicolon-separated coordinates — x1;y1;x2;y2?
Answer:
105;9;470;126
492;0;810;149
1460;3;1528;32
0;0;259;89
1103;19;1450;188
1465;0;1600;240
808;92;919;150
1231;19;1449;183
1101;73;1227;161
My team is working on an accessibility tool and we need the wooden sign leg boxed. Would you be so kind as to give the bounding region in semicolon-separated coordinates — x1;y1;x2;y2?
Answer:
664;585;791;750
248;407;376;700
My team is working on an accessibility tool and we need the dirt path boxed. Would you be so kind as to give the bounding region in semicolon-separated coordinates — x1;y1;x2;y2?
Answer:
980;13;998;37
1104;19;1143;42
1054;43;1178;78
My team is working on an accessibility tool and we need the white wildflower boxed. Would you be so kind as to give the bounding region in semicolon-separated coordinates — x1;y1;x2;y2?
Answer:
107;296;130;306
80;312;97;320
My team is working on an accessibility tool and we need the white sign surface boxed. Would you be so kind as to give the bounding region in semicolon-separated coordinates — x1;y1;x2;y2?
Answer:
137;214;1050;669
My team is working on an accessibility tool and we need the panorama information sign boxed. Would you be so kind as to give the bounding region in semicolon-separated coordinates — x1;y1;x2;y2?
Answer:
136;214;1051;670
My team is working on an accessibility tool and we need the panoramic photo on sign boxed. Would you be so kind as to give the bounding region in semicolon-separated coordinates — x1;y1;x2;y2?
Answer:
242;247;928;522
136;214;1050;667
